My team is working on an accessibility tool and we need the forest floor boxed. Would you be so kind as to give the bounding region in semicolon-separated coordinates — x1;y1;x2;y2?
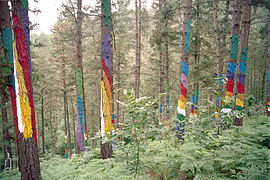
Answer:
0;115;270;180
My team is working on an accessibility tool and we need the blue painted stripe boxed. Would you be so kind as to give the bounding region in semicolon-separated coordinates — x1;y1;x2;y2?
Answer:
181;61;189;76
77;95;84;134
268;71;270;84
238;62;246;74
228;62;236;73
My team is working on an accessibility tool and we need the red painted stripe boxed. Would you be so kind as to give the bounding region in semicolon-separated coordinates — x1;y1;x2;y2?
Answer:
13;15;37;141
101;58;111;85
237;82;245;94
226;79;234;93
9;86;19;142
181;84;187;98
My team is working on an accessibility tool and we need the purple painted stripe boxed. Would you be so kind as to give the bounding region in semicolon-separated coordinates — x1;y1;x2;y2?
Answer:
102;33;111;72
181;73;188;88
226;71;234;81
238;73;246;86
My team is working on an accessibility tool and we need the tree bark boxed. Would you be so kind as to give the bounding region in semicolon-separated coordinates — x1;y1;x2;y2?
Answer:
234;0;252;126
76;0;88;151
10;0;41;178
41;92;45;154
267;6;270;116
134;0;141;98
100;0;113;159
66;98;72;156
224;0;241;110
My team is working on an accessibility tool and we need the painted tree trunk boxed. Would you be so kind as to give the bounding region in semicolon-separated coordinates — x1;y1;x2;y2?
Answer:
234;0;252;126
9;0;41;179
100;0;113;159
158;0;164;126
0;1;13;169
267;6;270;116
76;0;87;153
224;0;241;113
177;0;192;141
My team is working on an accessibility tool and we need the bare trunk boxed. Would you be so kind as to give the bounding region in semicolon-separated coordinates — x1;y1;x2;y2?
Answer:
41;93;45;154
267;6;270;116
71;103;77;153
66;97;72;156
134;0;141;98
49;98;54;157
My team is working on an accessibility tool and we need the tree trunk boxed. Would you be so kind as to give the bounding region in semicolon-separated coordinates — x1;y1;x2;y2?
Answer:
49;98;54;157
213;0;224;121
76;0;87;152
224;0;241;111
100;0;113;159
158;0;164;125
234;0;252;126
267;6;270;116
164;0;170;126
177;0;192;141
41;92;45;154
134;0;141;98
63;81;68;158
10;0;41;179
66;98;72;156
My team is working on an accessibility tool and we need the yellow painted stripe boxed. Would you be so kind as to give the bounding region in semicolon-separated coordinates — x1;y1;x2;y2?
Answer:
178;95;186;109
101;81;112;134
236;97;244;107
14;41;32;139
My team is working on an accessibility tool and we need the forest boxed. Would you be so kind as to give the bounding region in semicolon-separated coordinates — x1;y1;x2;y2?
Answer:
0;0;270;179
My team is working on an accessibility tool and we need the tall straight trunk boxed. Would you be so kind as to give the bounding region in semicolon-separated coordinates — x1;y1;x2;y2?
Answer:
116;57;121;128
76;0;87;152
100;0;113;159
177;0;192;141
224;0;241;110
134;0;141;98
41;92;45;154
234;0;252;126
267;6;270;116
194;0;200;117
213;0;223;121
0;2;13;168
158;0;164;125
63;80;68;158
222;0;230;60
164;0;169;125
66;97;72;156
49;97;54;157
10;0;41;179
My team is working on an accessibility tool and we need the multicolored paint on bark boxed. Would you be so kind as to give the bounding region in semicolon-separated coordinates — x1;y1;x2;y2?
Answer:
101;0;113;137
224;0;241;113
177;0;192;139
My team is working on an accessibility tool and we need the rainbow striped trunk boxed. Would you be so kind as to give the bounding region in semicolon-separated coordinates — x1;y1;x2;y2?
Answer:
177;0;192;140
1;0;40;178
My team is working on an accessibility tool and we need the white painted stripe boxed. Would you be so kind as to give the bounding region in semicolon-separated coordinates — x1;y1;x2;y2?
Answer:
13;41;24;133
100;88;105;137
177;107;186;116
